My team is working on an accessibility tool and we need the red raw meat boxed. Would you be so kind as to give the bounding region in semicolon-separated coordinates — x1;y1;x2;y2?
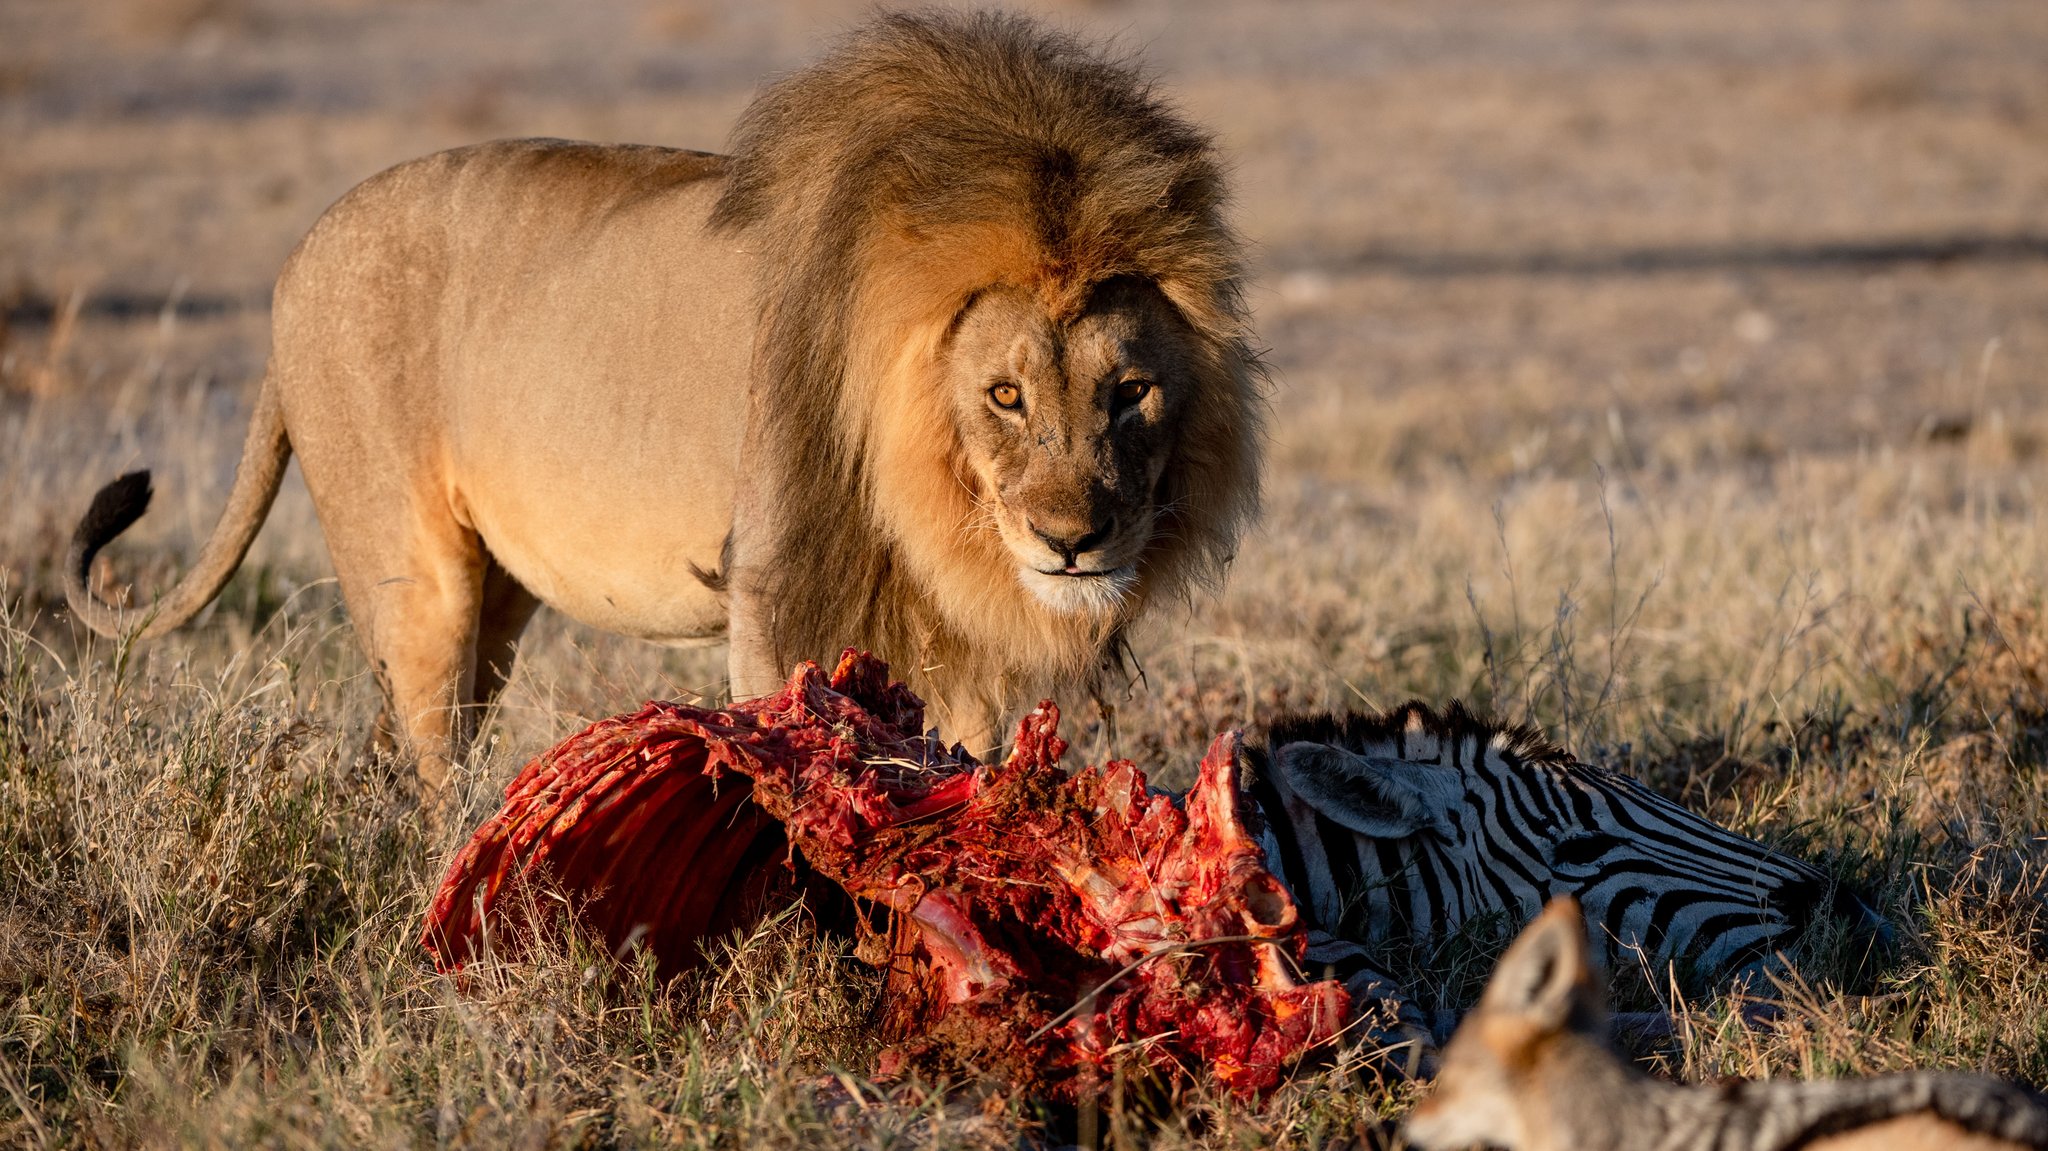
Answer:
423;650;1351;1098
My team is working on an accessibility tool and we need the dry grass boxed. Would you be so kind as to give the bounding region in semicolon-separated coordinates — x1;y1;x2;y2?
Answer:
5;0;2048;1146
3;358;2044;1146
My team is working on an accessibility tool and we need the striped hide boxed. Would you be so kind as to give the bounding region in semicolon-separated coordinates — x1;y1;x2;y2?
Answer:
1246;702;1882;980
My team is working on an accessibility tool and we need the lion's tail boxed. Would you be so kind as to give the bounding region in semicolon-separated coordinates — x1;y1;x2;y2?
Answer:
64;371;292;640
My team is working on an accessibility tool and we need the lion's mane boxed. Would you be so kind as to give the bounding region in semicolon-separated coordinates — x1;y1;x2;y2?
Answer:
711;10;1265;727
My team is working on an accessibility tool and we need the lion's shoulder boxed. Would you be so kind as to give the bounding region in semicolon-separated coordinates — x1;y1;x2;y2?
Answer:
285;138;731;289
324;138;728;227
429;138;727;186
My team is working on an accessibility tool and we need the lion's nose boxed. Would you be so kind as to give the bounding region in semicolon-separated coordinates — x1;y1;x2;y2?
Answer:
1031;517;1114;565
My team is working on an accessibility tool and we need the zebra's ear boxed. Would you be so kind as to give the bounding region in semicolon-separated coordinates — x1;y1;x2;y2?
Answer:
1480;897;1603;1033
1272;741;1460;840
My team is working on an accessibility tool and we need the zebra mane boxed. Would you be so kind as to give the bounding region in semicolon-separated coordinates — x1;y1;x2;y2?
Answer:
1258;699;1575;773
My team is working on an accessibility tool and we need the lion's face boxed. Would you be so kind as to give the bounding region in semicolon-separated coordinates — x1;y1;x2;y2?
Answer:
943;277;1197;616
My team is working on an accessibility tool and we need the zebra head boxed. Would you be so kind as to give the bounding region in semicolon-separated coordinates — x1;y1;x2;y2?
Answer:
1250;703;1882;981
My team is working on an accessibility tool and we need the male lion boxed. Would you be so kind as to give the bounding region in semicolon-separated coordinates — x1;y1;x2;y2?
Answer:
64;12;1266;793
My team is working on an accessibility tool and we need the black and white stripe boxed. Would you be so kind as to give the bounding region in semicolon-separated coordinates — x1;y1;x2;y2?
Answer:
1247;702;1881;980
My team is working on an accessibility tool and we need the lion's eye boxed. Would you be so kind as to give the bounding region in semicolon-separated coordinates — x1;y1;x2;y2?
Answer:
1113;378;1152;410
988;382;1023;411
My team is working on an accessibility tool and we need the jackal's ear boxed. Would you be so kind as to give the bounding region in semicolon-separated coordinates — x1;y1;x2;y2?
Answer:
1273;741;1461;840
1481;896;1604;1032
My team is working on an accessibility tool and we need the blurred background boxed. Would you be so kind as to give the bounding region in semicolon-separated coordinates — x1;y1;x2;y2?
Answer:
3;0;2046;762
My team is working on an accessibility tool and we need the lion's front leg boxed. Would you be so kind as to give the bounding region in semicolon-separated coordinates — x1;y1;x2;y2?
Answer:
722;583;784;705
721;458;788;707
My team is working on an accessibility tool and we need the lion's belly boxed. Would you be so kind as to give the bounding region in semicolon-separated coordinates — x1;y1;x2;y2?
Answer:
452;321;751;642
441;170;755;645
472;487;735;644
454;353;746;643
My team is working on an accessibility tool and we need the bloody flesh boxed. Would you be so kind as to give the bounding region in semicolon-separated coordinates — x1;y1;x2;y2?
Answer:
423;650;1351;1097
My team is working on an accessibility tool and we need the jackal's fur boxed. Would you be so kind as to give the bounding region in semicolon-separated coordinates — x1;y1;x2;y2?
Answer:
1403;898;2048;1151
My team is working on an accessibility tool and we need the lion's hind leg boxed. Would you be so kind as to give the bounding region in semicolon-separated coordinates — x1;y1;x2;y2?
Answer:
362;557;536;775
322;498;491;807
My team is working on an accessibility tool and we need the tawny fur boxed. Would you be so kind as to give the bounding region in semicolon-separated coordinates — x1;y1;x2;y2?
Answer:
1403;898;2048;1151
63;11;1265;791
711;11;1265;733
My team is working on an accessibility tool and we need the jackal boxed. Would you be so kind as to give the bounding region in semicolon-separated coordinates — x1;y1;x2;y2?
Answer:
1403;897;2048;1151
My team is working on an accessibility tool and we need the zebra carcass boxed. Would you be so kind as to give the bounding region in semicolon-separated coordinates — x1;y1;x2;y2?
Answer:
1249;703;1889;988
422;650;1368;1099
423;652;1882;1091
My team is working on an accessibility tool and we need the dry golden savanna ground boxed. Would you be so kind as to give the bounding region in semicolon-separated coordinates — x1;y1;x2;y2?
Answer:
2;0;2046;1146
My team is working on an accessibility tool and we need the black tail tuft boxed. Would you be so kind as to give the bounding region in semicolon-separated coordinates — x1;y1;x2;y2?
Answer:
77;470;155;551
66;470;156;628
